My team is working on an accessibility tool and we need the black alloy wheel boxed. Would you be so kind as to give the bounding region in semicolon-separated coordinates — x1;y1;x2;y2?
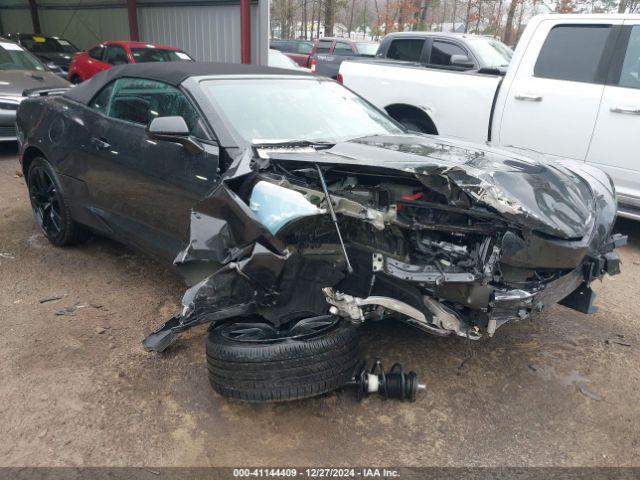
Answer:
219;314;339;343
27;157;87;246
29;164;63;238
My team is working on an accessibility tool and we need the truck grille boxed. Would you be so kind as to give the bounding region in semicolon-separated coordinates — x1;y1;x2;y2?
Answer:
0;125;17;138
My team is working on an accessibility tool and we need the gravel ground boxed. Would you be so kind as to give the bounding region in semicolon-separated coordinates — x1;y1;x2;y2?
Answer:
1;142;639;467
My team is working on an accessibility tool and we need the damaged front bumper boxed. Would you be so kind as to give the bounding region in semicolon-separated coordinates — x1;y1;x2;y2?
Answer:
143;139;627;352
323;236;624;341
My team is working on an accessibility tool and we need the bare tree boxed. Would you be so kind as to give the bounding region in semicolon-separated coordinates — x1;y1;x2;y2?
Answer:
502;0;518;44
325;0;334;36
464;0;473;32
347;0;356;36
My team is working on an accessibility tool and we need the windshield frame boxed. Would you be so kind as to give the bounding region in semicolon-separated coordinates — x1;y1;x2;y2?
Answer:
185;74;404;149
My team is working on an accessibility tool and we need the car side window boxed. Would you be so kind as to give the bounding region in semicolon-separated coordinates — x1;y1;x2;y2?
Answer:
618;26;640;89
534;24;612;83
429;40;469;67
298;42;312;54
88;45;105;61
108;78;205;137
104;45;129;65
333;42;353;56
386;39;424;62
270;41;284;51
89;82;115;114
316;40;332;54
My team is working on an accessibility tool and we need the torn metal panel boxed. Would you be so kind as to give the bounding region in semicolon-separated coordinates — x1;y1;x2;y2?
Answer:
145;131;625;351
174;182;286;267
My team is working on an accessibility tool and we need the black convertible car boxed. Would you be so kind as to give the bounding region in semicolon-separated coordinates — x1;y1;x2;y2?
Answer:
16;62;624;402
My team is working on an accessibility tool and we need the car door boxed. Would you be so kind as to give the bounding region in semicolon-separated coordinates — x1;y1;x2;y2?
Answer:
324;41;355;78
84;44;110;79
498;20;622;160
586;22;640;213
87;77;220;257
384;37;428;63
427;38;476;70
103;44;129;67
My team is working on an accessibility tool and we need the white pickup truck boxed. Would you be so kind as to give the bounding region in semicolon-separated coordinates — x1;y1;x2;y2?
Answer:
340;14;640;219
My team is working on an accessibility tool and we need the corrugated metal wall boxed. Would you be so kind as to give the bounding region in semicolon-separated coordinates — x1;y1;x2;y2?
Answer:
0;0;268;64
42;8;130;47
139;4;266;64
0;8;33;33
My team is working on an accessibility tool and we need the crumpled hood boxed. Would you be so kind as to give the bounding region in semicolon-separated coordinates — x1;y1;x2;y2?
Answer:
0;69;70;96
265;134;599;239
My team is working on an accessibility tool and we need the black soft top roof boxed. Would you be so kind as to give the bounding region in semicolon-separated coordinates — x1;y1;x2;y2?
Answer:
64;61;309;105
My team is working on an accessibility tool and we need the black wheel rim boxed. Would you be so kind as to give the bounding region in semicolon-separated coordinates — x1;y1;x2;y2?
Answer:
29;166;63;238
220;314;338;343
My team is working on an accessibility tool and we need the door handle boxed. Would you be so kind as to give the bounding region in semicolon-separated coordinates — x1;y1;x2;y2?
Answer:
92;137;111;151
611;105;640;115
515;93;543;102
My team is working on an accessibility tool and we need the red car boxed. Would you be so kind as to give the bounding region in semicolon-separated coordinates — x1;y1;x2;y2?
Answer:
67;41;193;83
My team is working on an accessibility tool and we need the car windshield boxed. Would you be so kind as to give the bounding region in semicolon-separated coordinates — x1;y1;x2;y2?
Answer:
356;42;379;56
268;50;298;70
467;37;513;68
202;78;402;144
131;48;192;63
20;36;78;54
0;42;45;71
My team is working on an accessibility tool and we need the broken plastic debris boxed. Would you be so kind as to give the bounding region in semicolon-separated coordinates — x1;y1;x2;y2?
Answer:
249;181;324;234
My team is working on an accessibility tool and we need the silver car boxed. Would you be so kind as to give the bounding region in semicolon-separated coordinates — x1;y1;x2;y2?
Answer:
0;38;69;142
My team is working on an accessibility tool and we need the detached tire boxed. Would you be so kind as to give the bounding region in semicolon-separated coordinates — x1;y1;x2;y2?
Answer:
206;316;360;402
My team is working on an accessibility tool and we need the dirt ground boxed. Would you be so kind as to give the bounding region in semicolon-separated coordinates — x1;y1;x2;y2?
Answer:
1;142;639;467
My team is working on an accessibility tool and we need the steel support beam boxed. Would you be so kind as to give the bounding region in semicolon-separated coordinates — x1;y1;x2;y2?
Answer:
240;0;251;64
28;0;41;34
127;0;140;41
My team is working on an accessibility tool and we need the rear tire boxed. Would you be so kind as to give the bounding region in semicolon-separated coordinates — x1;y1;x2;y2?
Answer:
27;157;88;247
70;75;82;85
206;316;360;402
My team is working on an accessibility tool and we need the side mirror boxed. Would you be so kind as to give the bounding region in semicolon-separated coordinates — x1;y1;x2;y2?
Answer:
147;116;204;154
449;54;475;69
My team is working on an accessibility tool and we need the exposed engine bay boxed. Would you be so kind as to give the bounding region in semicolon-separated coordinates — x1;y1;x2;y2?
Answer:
143;142;626;352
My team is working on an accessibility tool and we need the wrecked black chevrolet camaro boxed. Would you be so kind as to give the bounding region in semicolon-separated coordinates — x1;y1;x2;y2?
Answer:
17;63;625;402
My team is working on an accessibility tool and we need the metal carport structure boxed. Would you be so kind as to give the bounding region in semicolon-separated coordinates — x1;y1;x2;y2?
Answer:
0;0;269;65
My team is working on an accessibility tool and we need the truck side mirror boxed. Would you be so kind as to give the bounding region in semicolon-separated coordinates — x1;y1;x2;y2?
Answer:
450;54;475;69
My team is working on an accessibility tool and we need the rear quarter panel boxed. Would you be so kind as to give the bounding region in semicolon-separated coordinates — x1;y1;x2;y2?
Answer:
340;60;502;143
285;52;310;67
17;95;106;230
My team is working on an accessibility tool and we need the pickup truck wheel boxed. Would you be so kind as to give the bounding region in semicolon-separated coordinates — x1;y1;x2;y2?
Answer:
397;116;437;134
386;105;438;134
27;158;88;247
206;315;360;402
